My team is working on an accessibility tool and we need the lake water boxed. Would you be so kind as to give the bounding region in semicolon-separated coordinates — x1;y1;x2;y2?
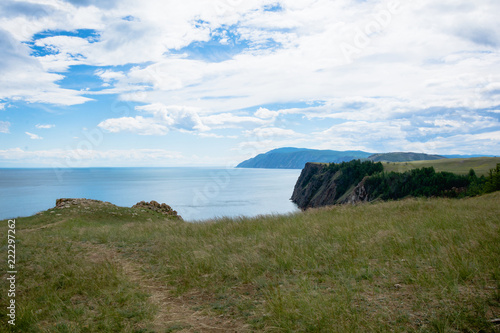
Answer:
0;167;302;221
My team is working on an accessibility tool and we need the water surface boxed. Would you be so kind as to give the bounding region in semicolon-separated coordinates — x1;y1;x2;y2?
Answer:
0;167;301;221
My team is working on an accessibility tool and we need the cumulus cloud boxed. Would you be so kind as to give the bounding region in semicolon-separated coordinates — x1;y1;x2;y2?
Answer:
95;69;125;82
36;124;55;129
25;132;43;140
98;116;169;135
0;29;91;105
1;0;500;160
98;102;275;136
98;103;209;135
254;107;279;119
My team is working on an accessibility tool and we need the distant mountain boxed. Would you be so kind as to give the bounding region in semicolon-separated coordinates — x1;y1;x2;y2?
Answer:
237;148;495;169
236;148;373;169
368;152;446;162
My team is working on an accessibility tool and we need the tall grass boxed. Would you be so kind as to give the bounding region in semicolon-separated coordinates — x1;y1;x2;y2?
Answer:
1;193;499;332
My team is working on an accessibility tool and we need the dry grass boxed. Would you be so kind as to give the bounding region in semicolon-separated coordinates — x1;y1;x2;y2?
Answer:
382;156;500;176
1;192;499;332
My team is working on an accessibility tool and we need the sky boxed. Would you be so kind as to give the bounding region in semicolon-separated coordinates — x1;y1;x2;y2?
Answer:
0;0;499;167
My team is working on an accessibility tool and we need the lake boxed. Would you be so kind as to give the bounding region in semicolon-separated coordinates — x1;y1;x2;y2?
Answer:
0;167;302;221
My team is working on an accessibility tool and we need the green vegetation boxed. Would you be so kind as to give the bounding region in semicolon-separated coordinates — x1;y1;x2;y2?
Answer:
367;161;500;200
484;163;500;193
293;159;500;209
325;159;384;200
1;193;500;332
365;167;479;200
382;157;500;176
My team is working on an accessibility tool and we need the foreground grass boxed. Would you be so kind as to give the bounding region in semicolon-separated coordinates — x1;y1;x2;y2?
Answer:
1;193;500;332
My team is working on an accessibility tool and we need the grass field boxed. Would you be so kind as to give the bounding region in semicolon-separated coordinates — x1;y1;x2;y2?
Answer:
382;157;500;176
1;193;499;332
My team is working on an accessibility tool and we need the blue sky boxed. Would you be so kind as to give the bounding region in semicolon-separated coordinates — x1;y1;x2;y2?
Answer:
0;0;499;167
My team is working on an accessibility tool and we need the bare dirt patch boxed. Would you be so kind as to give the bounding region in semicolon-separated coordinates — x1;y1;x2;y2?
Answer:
79;242;249;332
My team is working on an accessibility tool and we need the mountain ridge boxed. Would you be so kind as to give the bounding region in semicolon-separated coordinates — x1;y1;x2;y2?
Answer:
236;147;372;169
237;147;496;169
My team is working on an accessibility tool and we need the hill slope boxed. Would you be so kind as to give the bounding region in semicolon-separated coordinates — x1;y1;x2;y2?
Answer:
1;195;499;332
236;148;372;169
383;156;500;175
368;152;445;162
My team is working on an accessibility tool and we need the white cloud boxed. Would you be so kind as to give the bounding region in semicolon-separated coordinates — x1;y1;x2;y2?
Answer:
254;107;279;119
403;131;500;155
95;69;125;82
3;0;499;113
0;29;91;105
36;124;55;129
98;116;169;135
25;132;43;140
1;0;500;160
313;120;410;152
201;113;270;128
198;132;228;139
244;127;305;139
98;103;273;135
0;147;185;167
0;121;10;133
98;104;209;135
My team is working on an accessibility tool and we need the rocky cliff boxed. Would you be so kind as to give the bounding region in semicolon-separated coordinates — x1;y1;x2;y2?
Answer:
291;159;486;209
291;161;382;209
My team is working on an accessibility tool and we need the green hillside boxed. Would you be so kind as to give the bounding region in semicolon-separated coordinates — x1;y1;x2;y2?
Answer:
382;157;500;176
368;152;445;162
1;194;499;332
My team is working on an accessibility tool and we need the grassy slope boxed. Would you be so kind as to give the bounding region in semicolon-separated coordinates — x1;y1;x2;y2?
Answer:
382;157;500;176
1;194;500;332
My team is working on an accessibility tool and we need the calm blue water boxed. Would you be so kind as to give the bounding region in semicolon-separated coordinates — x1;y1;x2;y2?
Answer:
0;167;301;221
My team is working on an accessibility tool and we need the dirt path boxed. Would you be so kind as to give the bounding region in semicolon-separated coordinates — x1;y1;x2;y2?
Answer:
22;218;68;233
79;242;249;332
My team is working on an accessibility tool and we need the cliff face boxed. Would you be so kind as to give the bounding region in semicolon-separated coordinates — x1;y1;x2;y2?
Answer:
291;163;360;208
291;158;484;209
291;161;382;209
291;163;332;208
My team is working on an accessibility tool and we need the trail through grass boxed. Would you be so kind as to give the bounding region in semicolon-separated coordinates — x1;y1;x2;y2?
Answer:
1;193;499;332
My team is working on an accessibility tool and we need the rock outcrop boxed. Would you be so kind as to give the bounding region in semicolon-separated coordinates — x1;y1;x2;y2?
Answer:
339;177;370;205
56;198;114;209
54;198;182;219
132;201;181;219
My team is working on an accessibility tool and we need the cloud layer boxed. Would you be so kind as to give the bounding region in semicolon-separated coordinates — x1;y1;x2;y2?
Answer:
0;0;499;165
